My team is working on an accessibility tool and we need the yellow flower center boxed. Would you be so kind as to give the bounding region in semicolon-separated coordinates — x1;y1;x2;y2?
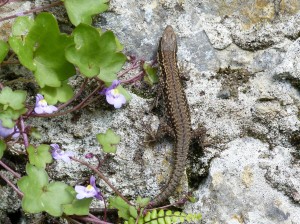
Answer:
86;185;93;191
112;88;119;95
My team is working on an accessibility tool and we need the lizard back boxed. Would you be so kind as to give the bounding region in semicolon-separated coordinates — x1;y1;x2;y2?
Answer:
151;25;192;206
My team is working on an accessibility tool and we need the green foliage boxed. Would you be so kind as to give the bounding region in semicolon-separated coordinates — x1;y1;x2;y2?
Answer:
0;87;27;128
9;13;75;104
27;144;53;168
63;187;92;215
128;209;202;224
117;84;132;102
109;196;136;220
96;128;120;153
110;196;201;224
29;127;42;140
143;62;159;85
17;164;74;217
0;40;9;63
63;0;109;26
0;140;6;159
65;23;127;82
40;81;74;105
136;196;151;207
0;87;26;110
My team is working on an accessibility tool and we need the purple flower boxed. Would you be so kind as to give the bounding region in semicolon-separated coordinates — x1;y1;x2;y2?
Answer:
0;120;20;139
75;176;103;200
34;94;58;114
51;144;74;163
101;80;126;109
85;153;95;159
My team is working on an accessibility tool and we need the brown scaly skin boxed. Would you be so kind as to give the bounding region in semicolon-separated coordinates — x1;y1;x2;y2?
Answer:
149;25;192;207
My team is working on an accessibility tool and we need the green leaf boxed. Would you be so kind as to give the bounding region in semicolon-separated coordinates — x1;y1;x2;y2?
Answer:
0;87;27;128
18;164;49;213
9;16;35;70
172;211;180;223
41;182;73;217
0;40;9;63
109;196;130;220
0;87;27;110
128;217;136;224
151;209;158;219
96;129;120;153
64;0;109;26
129;206;138;219
116;84;131;102
9;13;75;100
157;217;165;224
40;82;74;104
18;164;73;217
158;209;164;217
29;127;42;140
187;195;197;203
65;24;126;81
63;187;92;215
144;212;151;222
0;107;26;128
27;144;53;168
143;63;158;85
11;16;34;36
136;196;150;207
97;52;127;82
0;140;6;159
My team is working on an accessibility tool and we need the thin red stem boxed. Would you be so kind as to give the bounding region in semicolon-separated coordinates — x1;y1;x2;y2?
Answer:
0;172;23;197
0;160;21;178
0;1;63;22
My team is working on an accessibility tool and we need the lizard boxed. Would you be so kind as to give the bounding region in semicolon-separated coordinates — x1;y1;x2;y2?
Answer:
149;25;203;207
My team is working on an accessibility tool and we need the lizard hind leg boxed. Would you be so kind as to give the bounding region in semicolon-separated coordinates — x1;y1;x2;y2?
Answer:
143;119;175;145
191;124;206;150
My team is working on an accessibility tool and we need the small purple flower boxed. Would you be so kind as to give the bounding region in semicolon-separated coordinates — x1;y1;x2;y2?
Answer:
34;94;58;114
85;153;95;159
51;144;74;163
0;120;20;139
101;80;126;109
75;176;103;200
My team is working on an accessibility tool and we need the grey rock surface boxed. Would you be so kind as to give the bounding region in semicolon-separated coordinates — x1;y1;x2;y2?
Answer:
1;0;300;223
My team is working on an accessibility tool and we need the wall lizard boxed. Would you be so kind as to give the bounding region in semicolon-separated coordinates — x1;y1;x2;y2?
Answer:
150;25;193;207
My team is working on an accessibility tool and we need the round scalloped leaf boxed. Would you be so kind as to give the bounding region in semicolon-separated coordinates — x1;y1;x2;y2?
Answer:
27;144;53;168
9;13;75;88
0;87;27;110
0;40;9;63
18;164;73;216
40;82;74;104
0;140;6;159
97;52;127;82
65;24;126;81
0;107;27;128
63;187;92;215
17;164;49;213
40;182;73;217
9;16;35;70
11;16;34;36
63;0;109;26
96;129;120;153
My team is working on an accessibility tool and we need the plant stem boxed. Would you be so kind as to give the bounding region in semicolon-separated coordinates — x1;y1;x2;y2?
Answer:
0;1;63;22
0;160;21;178
0;172;23;197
